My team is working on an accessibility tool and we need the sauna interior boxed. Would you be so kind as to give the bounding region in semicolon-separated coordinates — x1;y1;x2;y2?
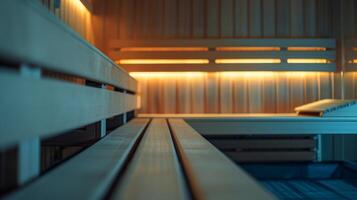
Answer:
1;0;357;199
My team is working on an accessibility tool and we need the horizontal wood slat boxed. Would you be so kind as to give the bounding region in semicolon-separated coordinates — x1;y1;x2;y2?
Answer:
109;38;336;72
111;50;336;60
111;119;187;200
209;139;316;150
5;119;149;200
169;119;275;200
225;151;316;162
185;115;357;135
122;63;336;72
0;0;136;92
0;69;137;148
110;39;336;48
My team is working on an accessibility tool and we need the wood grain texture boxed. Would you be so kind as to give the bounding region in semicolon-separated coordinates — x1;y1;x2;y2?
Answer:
111;119;187;200
0;0;136;92
225;151;316;162
101;0;336;43
134;72;333;114
41;0;94;43
168;119;276;200
5;119;149;200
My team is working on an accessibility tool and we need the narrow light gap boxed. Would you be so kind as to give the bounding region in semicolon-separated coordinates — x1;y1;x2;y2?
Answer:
118;59;209;64
120;47;208;52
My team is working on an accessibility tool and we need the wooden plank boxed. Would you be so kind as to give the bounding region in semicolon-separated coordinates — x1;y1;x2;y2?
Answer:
304;0;317;36
206;0;219;37
262;0;276;37
163;0;177;38
5;119;149;200
225;151;316;162
221;0;234;37
0;0;136;92
209;139;316;150
121;63;336;72
109;39;336;48
205;73;220;113
110;50;336;60
276;0;290;36
192;0;205;38
187;119;357;135
178;0;191;37
235;0;249;37
0;69;136;148
111;119;187;200
168;119;276;200
290;0;304;36
138;113;357;120
248;77;262;112
248;0;262;37
262;77;277;112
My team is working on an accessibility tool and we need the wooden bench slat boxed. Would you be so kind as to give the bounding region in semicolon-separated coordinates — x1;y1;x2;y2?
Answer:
5;118;149;200
209;138;316;149
109;39;336;48
0;69;136;148
168;119;276;200
111;119;187;200
225;151;316;162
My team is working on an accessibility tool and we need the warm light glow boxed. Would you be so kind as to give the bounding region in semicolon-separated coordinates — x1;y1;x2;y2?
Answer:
118;59;209;64
130;72;323;79
288;47;326;51
352;48;357;51
287;59;329;63
353;59;357;63
216;47;280;51
136;96;141;109
130;72;205;78
220;71;319;78
285;72;318;78
215;59;281;64
74;0;89;12
219;72;275;78
120;47;208;52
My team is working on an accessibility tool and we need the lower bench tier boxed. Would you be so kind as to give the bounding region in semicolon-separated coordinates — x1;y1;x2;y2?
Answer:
4;118;276;200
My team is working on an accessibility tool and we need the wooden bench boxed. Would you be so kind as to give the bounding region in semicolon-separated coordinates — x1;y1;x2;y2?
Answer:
5;119;276;200
1;1;276;199
0;0;137;189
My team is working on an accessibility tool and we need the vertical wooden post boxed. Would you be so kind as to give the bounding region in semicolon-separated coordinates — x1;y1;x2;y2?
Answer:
100;84;107;138
18;139;40;184
123;91;127;124
18;64;41;184
316;134;322;162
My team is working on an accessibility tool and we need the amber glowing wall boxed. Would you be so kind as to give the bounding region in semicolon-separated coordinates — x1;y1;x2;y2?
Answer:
96;0;339;113
42;0;344;114
132;72;334;113
40;0;94;44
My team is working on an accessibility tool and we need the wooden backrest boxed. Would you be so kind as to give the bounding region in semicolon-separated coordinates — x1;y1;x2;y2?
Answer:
108;39;336;72
0;0;137;149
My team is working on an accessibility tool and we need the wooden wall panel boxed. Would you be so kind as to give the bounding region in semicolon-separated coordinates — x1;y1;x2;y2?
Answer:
40;0;339;115
133;72;333;114
40;0;94;43
192;0;205;38
101;0;335;43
